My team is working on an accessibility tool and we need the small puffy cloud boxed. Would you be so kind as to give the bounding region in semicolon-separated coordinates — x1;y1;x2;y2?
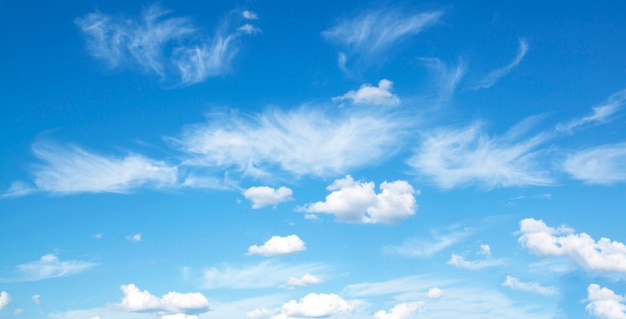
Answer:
128;234;142;242
287;274;321;288
557;89;626;133
238;24;262;34
479;244;491;256
299;175;417;224
427;287;443;298
586;284;626;319
374;302;424;319
472;39;528;89
248;235;306;256
12;254;96;282
518;218;626;272
117;284;210;315
408;121;551;189
202;261;326;289
270;293;361;319
32;294;41;305
447;254;504;270
0;291;10;311
564;143;626;185
333;79;400;107
243;186;293;208
502;276;556;296
242;10;258;20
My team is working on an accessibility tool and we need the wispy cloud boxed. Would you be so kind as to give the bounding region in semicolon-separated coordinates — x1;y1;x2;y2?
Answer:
557;89;626;133
447;254;505;270
332;79;400;107
564;143;626;185
408;120;551;189
0;181;36;198
175;107;406;178
29;142;178;194
384;226;472;257
75;5;259;85
1;254;96;282
322;8;442;72
502;276;557;296
420;58;465;102
471;39;528;89
202;261;327;289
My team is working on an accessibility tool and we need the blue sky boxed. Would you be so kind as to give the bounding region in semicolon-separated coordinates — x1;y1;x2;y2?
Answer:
1;1;626;318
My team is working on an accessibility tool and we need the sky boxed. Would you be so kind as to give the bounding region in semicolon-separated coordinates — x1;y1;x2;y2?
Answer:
1;0;626;318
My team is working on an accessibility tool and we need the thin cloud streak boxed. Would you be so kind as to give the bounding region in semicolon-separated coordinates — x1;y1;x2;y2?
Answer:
557;89;626;133
471;39;528;90
564;143;626;185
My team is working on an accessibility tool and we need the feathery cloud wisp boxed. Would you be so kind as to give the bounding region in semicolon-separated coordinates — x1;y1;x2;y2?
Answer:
472;39;528;89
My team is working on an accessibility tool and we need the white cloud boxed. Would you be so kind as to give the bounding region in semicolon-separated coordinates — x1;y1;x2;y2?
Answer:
564;143;626;184
427;287;443;298
0;291;10;311
472;39;528;89
299;175;417;224
31;142;178;194
479;244;491;256
519;218;626;272
247;235;306;256
420;58;465;102
238;24;262;34
242;11;258;20
0;181;36;198
322;9;442;71
343;275;454;298
243;186;293;208
129;234;142;242
33;294;41;305
447;254;504;270
287;274;321;288
333;79;400;107
374;302;424;319
408;121;551;189
383;226;472;257
161;314;198;319
502;276;556;296
176;108;405;177
202;261;326;289
11;254;96;282
557;89;626;132
117;284;210;315
268;293;361;319
587;284;626;319
75;5;259;85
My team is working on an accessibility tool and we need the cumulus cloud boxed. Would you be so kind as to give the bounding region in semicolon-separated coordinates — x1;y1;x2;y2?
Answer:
479;244;491;256
202;261;326;289
268;293;361;319
408;121;551;189
563;143;626;184
75;5;259;85
176;108;405;177
161;314;199;319
427;287;443;298
587;284;626;319
117;284;210;315
299;175;417;224
333;79;400;107
0;291;10;311
502;276;556;296
374;302;424;319
30;142;178;194
322;9;442;71
247;235;306;256
472;39;528;89
447;254;504;270
518;218;626;272
557;89;626;133
243;186;293;208
9;254;96;282
287;274;321;288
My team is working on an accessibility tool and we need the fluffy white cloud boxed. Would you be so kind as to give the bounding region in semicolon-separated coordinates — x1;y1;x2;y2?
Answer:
333;79;400;106
14;254;96;282
427;287;443;298
447;254;504;270
322;9;442;71
161;314;199;319
501;276;556;296
31;142;178;194
374;302;424;319
408;121;551;189
587;284;626;319
479;244;491;256
270;293;361;319
287;274;321;288
518;218;626;272
243;186;293;208
472;39;528;89
176;108;404;177
300;175;417;224
557;89;626;132
564;143;626;184
117;284;210;315
202;261;326;289
247;235;306;256
75;5;259;85
0;291;10;311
